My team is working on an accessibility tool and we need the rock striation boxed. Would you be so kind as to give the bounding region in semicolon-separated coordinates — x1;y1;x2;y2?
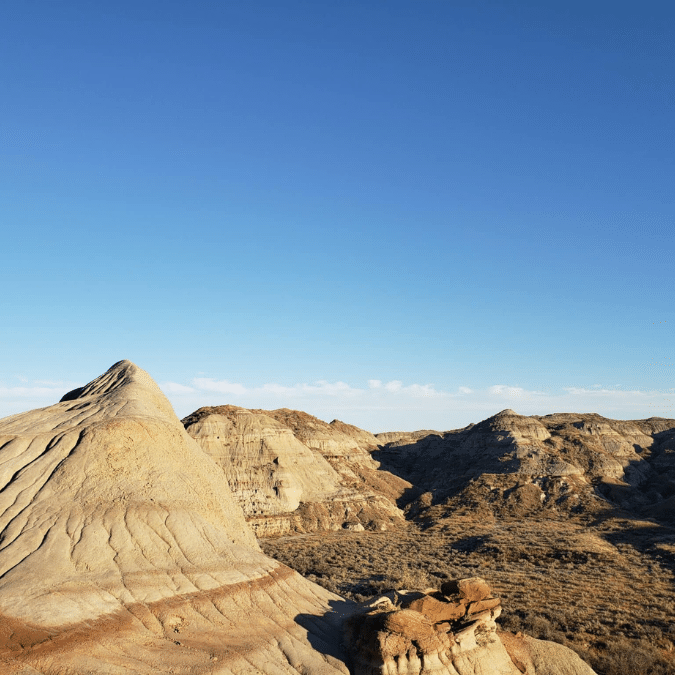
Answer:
183;406;410;536
345;577;595;675
0;361;351;674
374;409;675;523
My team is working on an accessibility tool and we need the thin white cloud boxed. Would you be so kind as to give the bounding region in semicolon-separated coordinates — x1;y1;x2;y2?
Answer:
191;378;248;396
162;382;197;394
261;380;359;397
562;386;654;397
404;384;440;398
1;372;672;435
166;378;445;400
163;378;674;414
488;385;546;399
0;383;77;399
173;377;674;430
24;378;74;387
188;379;362;398
0;379;80;419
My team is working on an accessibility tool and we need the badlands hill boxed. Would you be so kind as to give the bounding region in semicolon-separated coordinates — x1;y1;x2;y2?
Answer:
373;408;675;524
182;405;410;536
0;361;599;675
0;361;351;674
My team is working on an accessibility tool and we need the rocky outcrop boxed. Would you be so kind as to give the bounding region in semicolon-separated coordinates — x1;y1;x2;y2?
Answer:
329;418;382;449
183;406;409;536
0;361;351;674
345;578;595;675
374;410;675;522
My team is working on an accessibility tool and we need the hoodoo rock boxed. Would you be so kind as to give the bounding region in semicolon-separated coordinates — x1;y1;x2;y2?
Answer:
183;406;409;536
345;578;595;675
0;361;351;674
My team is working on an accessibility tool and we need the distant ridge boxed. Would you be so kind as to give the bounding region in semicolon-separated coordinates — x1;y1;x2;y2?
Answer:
374;409;675;522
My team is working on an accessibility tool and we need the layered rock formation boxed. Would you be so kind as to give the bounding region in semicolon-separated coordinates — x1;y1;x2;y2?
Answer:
345;577;595;675
374;409;675;523
0;361;351;674
183;406;409;536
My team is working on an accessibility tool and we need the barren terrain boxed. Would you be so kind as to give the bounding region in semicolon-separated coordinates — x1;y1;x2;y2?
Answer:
2;363;673;674
262;410;675;675
263;516;675;674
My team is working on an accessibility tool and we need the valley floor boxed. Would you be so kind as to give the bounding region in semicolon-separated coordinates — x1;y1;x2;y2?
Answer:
262;514;675;675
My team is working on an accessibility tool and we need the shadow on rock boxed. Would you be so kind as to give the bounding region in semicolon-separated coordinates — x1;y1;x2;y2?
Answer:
295;598;357;669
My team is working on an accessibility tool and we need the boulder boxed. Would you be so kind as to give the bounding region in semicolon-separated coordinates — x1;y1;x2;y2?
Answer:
402;594;467;623
345;581;596;675
441;577;492;602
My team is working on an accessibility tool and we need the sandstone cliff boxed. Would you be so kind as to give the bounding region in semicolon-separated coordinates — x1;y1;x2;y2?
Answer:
183;406;410;536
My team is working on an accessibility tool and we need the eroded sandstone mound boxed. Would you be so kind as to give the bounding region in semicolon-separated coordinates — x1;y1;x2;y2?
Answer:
183;405;410;536
0;361;351;674
345;577;595;675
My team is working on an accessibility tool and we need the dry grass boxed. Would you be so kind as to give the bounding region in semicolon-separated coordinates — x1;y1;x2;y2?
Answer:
262;515;675;675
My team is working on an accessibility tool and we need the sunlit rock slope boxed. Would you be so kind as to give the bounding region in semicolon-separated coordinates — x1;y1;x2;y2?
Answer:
0;361;351;674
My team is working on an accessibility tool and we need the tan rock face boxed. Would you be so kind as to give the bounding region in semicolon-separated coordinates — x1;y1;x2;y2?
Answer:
183;407;342;516
345;579;596;675
260;408;379;459
329;418;382;448
184;405;409;535
0;363;607;674
403;595;467;623
0;361;350;674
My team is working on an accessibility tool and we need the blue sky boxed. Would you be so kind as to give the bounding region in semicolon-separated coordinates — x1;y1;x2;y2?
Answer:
1;1;673;431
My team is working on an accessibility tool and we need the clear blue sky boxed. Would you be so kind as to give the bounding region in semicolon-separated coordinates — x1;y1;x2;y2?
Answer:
1;1;673;431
